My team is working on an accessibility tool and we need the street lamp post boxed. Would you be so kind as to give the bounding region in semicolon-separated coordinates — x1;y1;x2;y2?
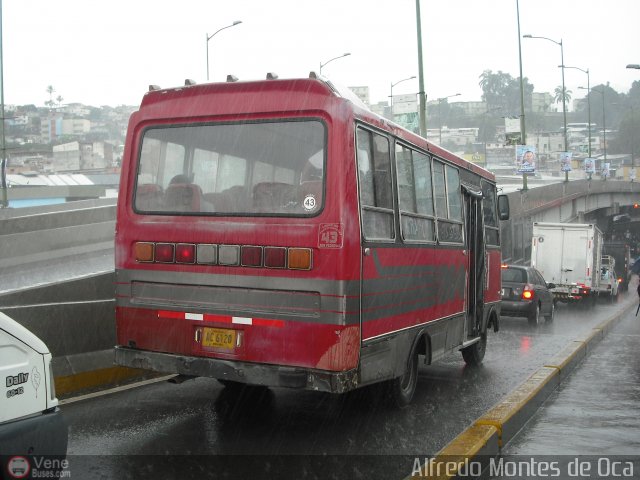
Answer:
415;0;427;137
437;93;461;145
581;86;606;179
319;53;350;75
0;0;6;208
523;34;568;181
206;21;242;81
565;66;590;178
389;76;416;119
516;0;527;191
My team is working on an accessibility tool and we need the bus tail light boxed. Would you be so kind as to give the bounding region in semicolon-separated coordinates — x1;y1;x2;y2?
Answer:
176;244;196;264
155;243;175;263
288;248;312;270
241;246;263;267
196;244;217;265
134;242;154;262
264;247;287;268
134;242;313;270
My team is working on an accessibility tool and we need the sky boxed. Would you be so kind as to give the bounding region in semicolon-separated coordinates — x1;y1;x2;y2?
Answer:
3;0;640;110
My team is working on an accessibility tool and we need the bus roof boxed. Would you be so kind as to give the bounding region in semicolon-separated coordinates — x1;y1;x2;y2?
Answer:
136;73;495;182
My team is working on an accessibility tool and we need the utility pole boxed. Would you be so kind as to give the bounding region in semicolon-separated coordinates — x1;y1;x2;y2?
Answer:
516;0;527;191
415;0;427;137
0;0;7;208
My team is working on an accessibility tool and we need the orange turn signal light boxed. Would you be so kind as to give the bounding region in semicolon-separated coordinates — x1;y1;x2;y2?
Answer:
288;248;312;270
134;242;154;262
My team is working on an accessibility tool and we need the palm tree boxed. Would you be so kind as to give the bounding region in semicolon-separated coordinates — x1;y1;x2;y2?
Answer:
45;85;56;108
553;85;572;106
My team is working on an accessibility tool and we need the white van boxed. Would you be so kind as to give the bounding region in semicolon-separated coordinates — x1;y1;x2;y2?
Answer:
0;311;68;456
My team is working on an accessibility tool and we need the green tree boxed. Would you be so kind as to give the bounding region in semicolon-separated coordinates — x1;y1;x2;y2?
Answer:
553;85;572;106
478;70;533;115
610;108;640;159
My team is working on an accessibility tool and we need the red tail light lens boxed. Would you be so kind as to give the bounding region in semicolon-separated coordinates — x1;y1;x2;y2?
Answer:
264;247;287;268
175;243;196;264
155;243;175;263
241;246;263;267
521;284;534;300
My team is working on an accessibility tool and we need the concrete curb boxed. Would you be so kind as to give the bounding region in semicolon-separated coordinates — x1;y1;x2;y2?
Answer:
406;300;635;480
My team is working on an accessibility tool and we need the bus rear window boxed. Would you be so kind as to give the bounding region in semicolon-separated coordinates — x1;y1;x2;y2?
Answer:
134;120;326;216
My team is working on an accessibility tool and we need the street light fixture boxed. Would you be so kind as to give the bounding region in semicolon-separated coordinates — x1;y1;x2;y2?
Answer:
319;53;351;75
626;64;640;70
564;65;591;178
437;93;461;145
389;76;416;119
206;21;242;81
580;86;606;178
523;34;568;179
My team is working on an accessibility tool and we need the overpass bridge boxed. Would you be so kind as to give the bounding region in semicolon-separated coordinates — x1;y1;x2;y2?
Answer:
1;179;639;395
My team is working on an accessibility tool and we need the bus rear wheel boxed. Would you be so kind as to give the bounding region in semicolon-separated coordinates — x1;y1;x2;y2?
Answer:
389;347;419;408
461;332;487;366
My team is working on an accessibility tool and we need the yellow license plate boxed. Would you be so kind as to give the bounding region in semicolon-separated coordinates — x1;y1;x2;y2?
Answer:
202;327;236;349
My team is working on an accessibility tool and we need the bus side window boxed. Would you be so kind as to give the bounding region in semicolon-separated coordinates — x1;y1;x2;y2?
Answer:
356;127;394;241
396;144;435;242
433;161;463;244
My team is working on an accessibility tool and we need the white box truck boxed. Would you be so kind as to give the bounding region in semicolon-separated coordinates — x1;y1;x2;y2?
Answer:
530;222;603;305
0;311;68;460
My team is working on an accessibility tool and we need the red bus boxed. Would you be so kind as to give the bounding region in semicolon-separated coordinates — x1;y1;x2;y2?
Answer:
114;73;509;406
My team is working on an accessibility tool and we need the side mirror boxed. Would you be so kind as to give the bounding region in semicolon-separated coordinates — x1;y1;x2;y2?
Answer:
547;282;556;289
497;194;510;221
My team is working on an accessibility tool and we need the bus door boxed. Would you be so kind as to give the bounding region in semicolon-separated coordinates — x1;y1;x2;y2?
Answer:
356;127;395;343
463;186;485;338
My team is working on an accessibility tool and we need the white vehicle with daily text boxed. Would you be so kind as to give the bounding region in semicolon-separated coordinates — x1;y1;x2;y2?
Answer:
0;311;68;457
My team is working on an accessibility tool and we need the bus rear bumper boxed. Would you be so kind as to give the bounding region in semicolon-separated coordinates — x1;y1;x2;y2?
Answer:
114;346;359;394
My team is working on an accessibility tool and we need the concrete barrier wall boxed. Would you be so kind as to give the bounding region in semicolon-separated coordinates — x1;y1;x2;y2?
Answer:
0;273;116;379
0;199;116;269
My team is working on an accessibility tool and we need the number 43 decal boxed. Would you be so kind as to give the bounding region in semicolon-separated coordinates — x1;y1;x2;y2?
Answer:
319;223;344;249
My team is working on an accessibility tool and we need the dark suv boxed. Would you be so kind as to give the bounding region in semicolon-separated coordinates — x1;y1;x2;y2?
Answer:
501;265;556;325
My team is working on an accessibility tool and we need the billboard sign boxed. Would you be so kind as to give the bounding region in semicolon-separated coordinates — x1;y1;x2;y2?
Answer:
560;152;572;172
584;157;596;174
516;145;536;174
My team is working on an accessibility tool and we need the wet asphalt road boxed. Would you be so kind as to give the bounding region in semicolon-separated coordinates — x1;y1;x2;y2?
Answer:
60;293;634;478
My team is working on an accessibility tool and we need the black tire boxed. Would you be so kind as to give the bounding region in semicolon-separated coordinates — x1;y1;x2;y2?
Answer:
544;301;555;322
461;332;487;366
389;346;419;408
528;303;540;326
